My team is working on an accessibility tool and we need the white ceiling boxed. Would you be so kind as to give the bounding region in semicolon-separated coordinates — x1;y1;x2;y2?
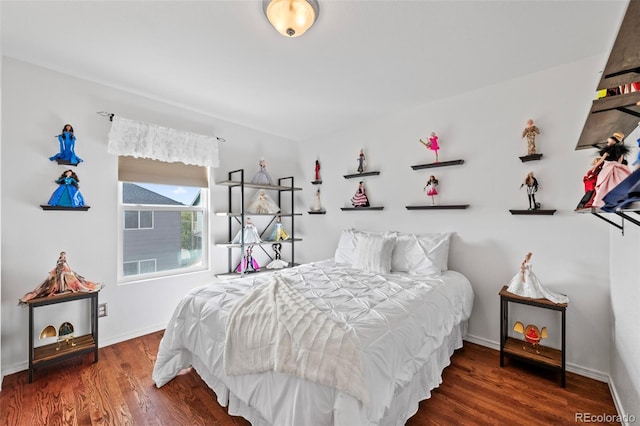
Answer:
0;0;629;142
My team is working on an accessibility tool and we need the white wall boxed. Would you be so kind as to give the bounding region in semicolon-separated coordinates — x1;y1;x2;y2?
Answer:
609;123;640;421
0;57;302;376
298;54;614;379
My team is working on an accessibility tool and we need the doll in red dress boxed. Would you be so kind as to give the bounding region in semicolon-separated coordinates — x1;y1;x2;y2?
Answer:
575;157;603;210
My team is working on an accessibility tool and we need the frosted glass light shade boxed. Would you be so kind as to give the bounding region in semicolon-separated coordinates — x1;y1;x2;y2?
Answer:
263;0;319;37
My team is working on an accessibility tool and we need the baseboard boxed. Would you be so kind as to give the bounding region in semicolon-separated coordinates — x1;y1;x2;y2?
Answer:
98;322;167;348
464;334;499;351
608;375;634;426
1;322;168;379
464;334;609;382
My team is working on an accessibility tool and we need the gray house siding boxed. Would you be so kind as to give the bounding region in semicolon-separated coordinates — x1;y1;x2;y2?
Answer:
123;211;182;272
122;183;184;275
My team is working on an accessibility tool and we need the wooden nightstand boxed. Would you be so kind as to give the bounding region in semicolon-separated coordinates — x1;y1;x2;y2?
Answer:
26;291;99;383
499;286;567;387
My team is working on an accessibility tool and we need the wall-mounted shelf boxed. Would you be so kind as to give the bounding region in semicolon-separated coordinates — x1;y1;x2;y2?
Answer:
406;205;469;210
519;154;543;162
308;210;326;215
509;209;556;215
575;206;640;235
343;171;380;179
40;205;90;211
340;206;384;211
575;0;640;150
410;159;464;170
311;180;322;185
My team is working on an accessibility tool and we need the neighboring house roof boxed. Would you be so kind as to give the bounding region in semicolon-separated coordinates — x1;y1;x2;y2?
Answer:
123;183;184;205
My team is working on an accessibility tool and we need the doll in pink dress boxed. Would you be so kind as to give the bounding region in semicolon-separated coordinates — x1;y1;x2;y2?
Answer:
424;175;439;205
591;132;630;207
419;132;440;163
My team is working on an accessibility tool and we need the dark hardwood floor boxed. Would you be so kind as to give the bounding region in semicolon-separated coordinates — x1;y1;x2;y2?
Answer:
0;331;620;425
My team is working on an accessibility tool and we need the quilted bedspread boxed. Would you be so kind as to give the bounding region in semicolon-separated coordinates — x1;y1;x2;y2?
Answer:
152;260;474;424
224;274;368;404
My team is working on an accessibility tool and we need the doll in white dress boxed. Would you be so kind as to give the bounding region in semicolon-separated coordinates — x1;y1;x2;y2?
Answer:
506;252;568;304
251;158;274;185
247;189;280;214
231;217;262;244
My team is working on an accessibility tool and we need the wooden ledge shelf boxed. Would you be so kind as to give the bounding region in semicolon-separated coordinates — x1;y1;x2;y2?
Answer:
519;153;543;162
216;212;302;217
308;210;326;215
503;337;562;369
406;204;469;210
216;180;302;191
509;209;556;215
216;238;302;248
343;171;380;179
40;205;90;211
33;334;96;365
340;206;384;211
410;159;464;170
311;180;322;185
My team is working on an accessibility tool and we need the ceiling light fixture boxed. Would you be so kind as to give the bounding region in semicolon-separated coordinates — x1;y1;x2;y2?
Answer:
263;0;319;37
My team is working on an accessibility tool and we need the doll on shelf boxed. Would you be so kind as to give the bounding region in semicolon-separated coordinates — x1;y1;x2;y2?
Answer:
351;181;370;207
251;158;274;185
47;169;86;208
236;246;260;273
19;251;101;304
424;175;439;205
357;149;366;173
247;189;280;214
520;172;540;210
268;216;290;241
266;243;289;270
311;188;325;212
591;132;631;208
49;124;83;165
419;132;440;163
506;252;568;304
314;160;321;182
231;217;262;244
575;157;603;210
521;119;540;155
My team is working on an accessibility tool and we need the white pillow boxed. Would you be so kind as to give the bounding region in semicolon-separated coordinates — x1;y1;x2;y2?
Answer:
391;232;452;274
334;228;358;264
353;232;396;274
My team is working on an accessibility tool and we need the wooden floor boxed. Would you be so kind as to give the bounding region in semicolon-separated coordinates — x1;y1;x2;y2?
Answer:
0;331;620;425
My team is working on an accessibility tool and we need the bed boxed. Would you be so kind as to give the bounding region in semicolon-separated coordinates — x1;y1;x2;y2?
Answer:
152;229;474;425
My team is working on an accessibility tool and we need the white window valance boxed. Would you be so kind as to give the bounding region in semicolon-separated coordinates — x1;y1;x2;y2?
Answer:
107;116;219;168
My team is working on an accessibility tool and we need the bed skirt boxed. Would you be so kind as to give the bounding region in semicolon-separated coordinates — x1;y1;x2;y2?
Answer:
189;320;468;426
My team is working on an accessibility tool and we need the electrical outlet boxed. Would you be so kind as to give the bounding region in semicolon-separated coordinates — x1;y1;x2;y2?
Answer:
98;303;108;318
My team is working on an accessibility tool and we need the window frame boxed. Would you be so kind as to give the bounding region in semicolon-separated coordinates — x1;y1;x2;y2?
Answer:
117;182;209;284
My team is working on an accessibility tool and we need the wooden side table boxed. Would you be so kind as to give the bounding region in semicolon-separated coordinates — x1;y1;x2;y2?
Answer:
499;286;567;387
26;291;99;383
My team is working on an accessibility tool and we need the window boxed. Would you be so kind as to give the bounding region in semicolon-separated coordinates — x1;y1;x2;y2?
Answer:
124;211;154;229
117;157;209;282
123;259;157;276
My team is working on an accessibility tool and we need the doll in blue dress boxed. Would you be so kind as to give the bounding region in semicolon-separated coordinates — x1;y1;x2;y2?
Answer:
49;124;83;165
47;170;86;207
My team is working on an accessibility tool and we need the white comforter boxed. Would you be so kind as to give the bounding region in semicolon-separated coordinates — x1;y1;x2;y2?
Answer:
153;260;474;425
224;274;368;404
